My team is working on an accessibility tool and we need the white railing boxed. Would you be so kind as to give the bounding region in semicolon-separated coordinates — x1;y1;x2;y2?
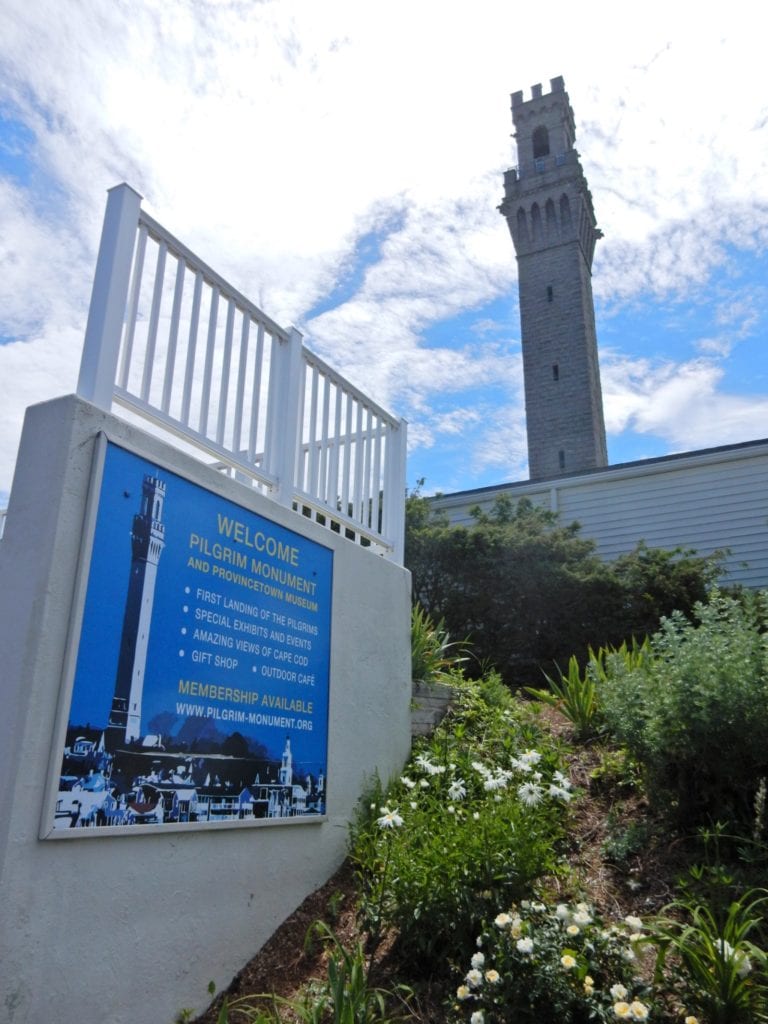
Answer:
76;184;406;562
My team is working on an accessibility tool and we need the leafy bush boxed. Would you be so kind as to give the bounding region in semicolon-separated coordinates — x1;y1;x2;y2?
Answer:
451;899;654;1023
599;592;768;828
351;679;572;972
405;490;721;687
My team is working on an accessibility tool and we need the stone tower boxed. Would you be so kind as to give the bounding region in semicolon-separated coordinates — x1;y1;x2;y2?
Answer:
499;75;608;479
106;474;166;749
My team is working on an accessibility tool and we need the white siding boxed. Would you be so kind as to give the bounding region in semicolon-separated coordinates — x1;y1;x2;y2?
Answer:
432;441;768;590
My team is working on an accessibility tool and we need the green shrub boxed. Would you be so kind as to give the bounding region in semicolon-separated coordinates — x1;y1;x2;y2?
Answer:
351;681;572;972
599;592;768;829
450;899;655;1023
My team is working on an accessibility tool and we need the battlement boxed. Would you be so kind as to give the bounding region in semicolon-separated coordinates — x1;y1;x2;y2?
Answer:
512;75;566;108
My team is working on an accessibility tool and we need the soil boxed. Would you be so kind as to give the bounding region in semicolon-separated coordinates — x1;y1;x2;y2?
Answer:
193;707;692;1023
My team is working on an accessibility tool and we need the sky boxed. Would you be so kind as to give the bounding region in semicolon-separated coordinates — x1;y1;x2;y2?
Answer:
1;0;767;506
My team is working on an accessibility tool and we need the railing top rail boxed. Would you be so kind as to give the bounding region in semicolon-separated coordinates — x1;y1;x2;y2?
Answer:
138;209;289;341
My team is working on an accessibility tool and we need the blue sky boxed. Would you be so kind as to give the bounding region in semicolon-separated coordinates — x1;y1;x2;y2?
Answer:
1;1;767;505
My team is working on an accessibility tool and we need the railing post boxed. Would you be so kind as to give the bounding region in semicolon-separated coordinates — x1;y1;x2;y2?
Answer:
77;183;142;409
384;418;408;564
267;326;304;508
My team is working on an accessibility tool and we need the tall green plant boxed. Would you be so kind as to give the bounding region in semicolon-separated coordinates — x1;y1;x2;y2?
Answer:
526;655;602;741
652;887;768;1023
410;604;468;685
210;923;410;1023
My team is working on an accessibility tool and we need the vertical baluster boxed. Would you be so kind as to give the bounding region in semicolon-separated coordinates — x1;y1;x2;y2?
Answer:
199;285;220;435
340;393;353;521
232;313;250;456
361;407;373;527
118;223;148;391
247;321;265;463
318;372;331;503
141;240;167;402
216;298;236;445
328;381;342;514
162;255;186;413
180;270;203;426
307;365;319;498
371;414;383;535
353;400;364;525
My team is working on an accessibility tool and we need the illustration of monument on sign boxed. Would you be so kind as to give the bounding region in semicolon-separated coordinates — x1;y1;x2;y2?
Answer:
105;474;166;750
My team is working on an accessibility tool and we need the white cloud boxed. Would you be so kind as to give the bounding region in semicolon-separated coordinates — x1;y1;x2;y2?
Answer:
603;353;768;451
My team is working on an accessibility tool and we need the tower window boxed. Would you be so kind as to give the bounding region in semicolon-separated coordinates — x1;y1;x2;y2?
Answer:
546;285;553;302
558;450;566;470
552;364;559;381
532;125;550;159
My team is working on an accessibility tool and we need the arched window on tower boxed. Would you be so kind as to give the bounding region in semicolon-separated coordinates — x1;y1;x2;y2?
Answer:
532;125;550;159
559;194;572;230
545;198;557;237
530;203;542;241
516;207;528;243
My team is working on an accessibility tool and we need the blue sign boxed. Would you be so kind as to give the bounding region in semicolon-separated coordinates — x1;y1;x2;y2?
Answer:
49;440;333;833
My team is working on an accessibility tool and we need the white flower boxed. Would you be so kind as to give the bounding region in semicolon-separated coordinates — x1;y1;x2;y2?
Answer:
572;909;592;926
553;770;572;788
448;805;455;814
561;954;577;969
566;924;580;936
613;1002;632;1019
483;771;510;791
518;781;544;806
519;749;542;765
448;779;467;801
485;969;500;984
549;784;573;802
624;915;643;933
736;953;752;978
409;801;417;809
456;984;471;1000
400;776;415;789
376;807;403;829
472;811;480;820
419;779;430;789
465;968;483;989
516;936;534;954
494;912;511;929
471;951;485;969
555;904;571;921
414;753;444;775
629;1001;649;1021
610;984;628;1001
470;1012;484;1024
